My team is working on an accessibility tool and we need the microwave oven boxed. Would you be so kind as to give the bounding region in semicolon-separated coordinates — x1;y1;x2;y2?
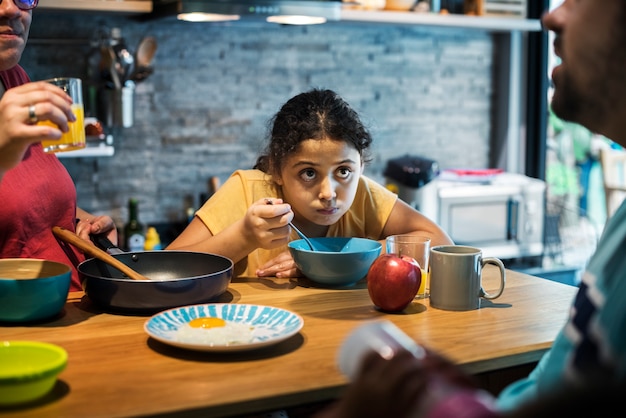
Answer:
411;172;546;262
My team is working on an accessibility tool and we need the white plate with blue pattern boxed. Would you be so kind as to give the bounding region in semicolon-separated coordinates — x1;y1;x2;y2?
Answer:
144;303;304;352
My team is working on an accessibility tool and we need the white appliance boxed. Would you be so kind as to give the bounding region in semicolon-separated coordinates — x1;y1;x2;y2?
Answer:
415;172;546;262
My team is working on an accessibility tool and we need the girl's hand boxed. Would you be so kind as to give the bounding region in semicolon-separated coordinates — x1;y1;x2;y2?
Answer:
243;198;293;250
256;250;302;278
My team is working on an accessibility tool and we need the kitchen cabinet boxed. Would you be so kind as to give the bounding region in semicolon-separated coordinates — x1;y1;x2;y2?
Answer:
37;0;152;13
340;9;540;32
37;1;538;32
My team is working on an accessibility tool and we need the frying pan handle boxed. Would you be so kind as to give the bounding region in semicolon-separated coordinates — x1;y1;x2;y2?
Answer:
90;233;125;255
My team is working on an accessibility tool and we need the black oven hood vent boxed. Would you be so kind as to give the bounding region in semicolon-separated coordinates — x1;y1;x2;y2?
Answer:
149;0;341;21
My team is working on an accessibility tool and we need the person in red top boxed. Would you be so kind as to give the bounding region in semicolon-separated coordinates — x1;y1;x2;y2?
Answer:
0;0;117;291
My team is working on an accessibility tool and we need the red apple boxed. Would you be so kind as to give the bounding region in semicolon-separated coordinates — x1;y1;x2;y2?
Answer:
367;253;422;312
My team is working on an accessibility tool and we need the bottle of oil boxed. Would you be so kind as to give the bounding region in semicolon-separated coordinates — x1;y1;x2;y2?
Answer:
124;198;145;252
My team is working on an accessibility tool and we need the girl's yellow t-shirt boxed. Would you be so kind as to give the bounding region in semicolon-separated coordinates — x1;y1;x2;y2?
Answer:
196;169;397;277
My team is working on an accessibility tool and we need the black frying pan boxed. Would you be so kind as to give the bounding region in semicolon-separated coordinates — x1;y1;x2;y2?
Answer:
54;227;233;313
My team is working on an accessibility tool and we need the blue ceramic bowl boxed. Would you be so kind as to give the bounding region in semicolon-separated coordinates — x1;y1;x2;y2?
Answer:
0;259;71;323
288;237;382;286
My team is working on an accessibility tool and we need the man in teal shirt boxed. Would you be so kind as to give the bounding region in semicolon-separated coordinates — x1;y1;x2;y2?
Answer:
316;1;626;417
497;0;626;410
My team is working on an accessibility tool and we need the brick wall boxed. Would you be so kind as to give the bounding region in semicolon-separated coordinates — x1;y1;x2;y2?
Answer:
21;12;493;228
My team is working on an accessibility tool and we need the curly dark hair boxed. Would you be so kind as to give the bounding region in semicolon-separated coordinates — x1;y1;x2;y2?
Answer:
254;89;372;176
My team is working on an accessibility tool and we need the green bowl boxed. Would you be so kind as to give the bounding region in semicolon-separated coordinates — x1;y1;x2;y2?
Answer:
0;341;68;406
0;259;71;322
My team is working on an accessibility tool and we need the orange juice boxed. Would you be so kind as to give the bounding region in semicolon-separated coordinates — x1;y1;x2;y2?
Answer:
417;270;429;299
386;235;431;299
41;104;86;153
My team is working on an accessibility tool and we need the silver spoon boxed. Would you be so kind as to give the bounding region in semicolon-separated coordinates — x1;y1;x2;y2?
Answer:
288;220;316;251
265;199;316;251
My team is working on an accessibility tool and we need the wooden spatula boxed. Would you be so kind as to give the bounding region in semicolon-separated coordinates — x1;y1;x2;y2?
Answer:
52;226;149;281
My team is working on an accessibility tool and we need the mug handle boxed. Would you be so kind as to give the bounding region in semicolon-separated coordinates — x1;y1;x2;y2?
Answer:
479;257;506;300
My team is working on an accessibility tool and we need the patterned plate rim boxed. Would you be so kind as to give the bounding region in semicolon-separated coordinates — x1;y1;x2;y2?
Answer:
143;303;304;352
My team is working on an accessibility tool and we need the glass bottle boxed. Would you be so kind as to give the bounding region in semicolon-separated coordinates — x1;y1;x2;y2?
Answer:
124;198;145;252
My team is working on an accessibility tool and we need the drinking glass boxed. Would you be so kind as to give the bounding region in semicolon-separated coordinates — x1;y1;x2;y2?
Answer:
386;235;431;299
40;77;86;153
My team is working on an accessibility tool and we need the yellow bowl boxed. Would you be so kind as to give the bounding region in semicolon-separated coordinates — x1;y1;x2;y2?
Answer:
0;341;68;406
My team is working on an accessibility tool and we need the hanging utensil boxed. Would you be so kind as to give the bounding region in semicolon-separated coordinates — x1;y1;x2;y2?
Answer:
117;47;135;84
130;36;157;82
100;45;122;90
136;36;157;68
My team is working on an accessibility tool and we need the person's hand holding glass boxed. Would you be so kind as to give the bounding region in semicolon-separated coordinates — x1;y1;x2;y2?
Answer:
39;77;85;153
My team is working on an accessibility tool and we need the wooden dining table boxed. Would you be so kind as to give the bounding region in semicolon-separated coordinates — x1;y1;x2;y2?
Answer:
0;267;578;418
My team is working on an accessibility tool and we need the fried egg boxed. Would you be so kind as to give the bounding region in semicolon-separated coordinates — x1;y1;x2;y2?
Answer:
175;317;254;346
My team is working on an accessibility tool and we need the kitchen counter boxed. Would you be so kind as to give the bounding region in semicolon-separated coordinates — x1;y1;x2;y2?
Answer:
0;268;577;417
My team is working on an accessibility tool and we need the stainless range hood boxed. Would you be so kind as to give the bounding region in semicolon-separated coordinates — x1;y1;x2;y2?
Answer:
150;0;341;24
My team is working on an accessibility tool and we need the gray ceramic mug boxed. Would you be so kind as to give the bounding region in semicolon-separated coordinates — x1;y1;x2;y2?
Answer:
429;245;506;311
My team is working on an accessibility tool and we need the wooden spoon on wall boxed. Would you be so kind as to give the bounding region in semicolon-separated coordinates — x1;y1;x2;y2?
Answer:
52;226;149;281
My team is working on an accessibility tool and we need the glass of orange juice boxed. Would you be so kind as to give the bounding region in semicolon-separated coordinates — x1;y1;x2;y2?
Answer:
386;235;431;299
40;77;86;153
